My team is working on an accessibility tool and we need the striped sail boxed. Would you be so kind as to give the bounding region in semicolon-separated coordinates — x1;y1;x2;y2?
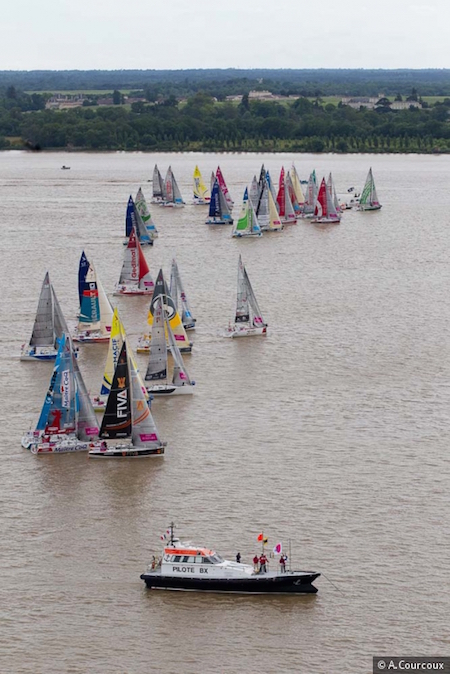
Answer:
359;168;381;209
135;187;158;238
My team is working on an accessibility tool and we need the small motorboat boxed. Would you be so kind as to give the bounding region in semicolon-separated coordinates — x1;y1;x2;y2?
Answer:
140;524;320;594
61;165;71;170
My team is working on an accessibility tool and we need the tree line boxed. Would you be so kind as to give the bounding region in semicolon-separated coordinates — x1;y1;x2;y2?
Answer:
1;87;450;153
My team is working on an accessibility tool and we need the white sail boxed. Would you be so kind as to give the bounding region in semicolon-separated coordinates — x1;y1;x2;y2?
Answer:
145;298;167;381
166;317;192;386
256;181;270;231
169;259;195;328
130;356;163;449
152;165;164;201
249;175;259;211
97;276;113;337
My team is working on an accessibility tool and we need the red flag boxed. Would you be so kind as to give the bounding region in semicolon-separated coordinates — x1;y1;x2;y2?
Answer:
257;533;264;542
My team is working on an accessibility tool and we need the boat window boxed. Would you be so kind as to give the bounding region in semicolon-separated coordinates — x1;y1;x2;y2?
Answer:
202;557;212;564
173;556;182;562
194;556;202;564
182;556;190;563
210;554;224;564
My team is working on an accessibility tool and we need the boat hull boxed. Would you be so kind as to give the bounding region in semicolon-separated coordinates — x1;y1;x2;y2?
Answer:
113;287;154;296
72;333;110;344
311;217;341;224
137;340;192;354
146;385;194;396
205;218;233;225
358;204;382;211
88;445;165;459
140;570;320;594
225;326;267;338
32;440;102;454
20;352;57;361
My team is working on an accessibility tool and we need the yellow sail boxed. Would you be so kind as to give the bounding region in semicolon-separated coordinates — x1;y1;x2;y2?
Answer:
268;188;283;231
291;164;305;205
101;308;149;399
193;165;210;202
147;306;190;351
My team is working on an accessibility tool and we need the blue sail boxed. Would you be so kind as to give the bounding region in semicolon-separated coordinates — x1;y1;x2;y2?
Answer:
125;196;134;237
78;251;89;308
79;266;100;324
36;334;77;434
36;336;65;430
208;179;221;218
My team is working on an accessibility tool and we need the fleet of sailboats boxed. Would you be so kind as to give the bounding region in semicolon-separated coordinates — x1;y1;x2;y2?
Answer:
22;163;381;463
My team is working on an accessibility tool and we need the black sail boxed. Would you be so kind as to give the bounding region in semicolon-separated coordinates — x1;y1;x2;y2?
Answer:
99;341;131;439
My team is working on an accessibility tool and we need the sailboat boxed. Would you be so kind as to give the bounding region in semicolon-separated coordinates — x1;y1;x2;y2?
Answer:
73;262;113;343
301;172;318;218
88;340;166;459
169;258;196;330
192;165;211;205
232;188;262;238
358;167;382;211
205;177;233;225
257;178;283;232
311;177;341;224
145;298;195;396
135;187;158;238
20;272;70;361
115;225;154;296
291;164;306;209
225;255;268;338
90;308;151;412
137;269;192;354
162;166;185;207
124;195;152;246
276;167;297;224
152;164;165;204
216;166;233;211
22;333;101;454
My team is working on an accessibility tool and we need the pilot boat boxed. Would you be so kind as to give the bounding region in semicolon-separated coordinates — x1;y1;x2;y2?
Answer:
140;524;320;594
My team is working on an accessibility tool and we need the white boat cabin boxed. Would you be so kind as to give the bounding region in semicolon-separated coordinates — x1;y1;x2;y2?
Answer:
159;543;254;579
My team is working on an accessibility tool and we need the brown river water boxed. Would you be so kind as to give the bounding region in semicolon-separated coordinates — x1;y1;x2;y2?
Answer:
1;151;450;674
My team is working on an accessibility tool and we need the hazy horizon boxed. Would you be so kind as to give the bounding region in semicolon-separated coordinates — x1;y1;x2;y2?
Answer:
2;0;449;71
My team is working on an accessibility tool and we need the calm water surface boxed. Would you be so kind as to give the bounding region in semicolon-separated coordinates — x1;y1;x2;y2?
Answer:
1;151;450;674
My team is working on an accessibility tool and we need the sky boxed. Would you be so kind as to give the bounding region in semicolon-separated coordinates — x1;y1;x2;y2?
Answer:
1;0;450;71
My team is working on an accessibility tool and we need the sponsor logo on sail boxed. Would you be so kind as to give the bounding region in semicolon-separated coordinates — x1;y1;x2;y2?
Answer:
117;389;128;417
61;370;70;408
